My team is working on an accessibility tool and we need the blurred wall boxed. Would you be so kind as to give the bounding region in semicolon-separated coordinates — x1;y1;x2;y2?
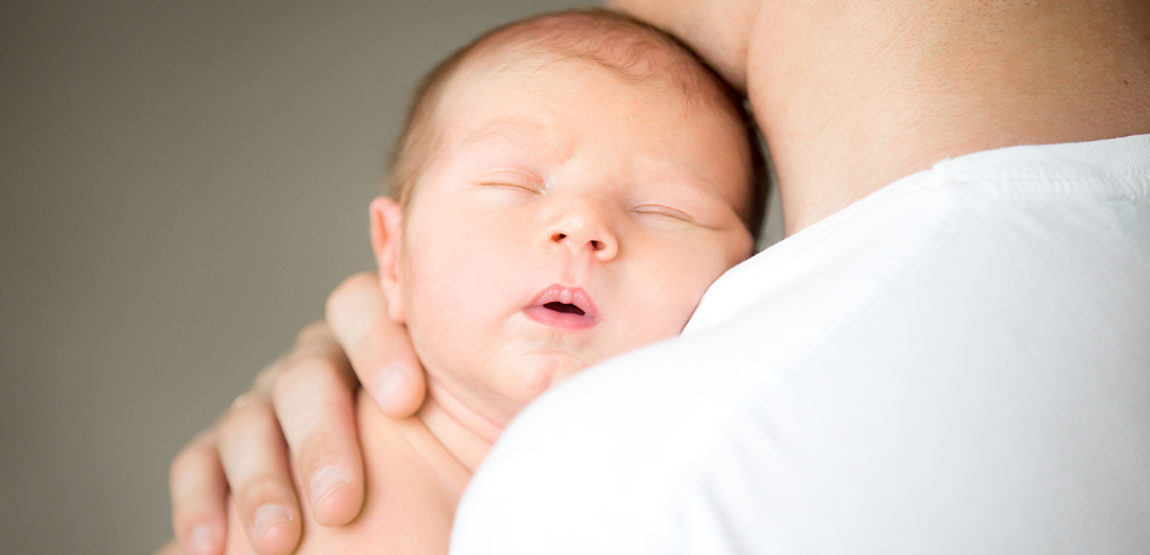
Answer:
0;1;607;552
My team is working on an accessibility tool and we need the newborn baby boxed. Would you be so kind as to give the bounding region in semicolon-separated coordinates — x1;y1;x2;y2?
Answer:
224;8;761;553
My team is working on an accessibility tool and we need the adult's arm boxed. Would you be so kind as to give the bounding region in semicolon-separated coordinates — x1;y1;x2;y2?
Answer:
167;273;425;555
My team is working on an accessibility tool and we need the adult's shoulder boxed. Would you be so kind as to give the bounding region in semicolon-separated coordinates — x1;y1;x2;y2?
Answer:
452;334;758;553
454;136;1150;553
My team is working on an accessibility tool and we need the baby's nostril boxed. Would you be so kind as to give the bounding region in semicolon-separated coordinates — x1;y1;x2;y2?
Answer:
551;232;567;242
590;239;602;250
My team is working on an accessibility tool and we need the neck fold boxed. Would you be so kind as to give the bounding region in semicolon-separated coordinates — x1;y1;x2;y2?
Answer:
416;383;502;474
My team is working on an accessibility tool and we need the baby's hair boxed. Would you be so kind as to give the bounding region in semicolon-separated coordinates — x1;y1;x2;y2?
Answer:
387;8;767;237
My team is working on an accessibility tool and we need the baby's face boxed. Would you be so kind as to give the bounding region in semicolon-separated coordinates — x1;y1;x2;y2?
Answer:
390;53;754;431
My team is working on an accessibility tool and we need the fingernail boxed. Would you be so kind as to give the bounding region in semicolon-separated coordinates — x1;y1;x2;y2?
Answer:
187;524;218;555
251;503;291;542
377;365;410;408
309;465;349;508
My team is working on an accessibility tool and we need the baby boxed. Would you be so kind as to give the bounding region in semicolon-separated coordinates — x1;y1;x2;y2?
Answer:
224;8;762;554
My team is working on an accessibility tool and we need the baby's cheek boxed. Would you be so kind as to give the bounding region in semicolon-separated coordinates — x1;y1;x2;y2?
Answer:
644;278;709;335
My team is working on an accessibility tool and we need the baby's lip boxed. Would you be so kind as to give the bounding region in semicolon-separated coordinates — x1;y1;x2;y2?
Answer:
524;284;600;329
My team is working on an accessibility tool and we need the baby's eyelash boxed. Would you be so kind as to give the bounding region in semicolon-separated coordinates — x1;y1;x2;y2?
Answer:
477;181;542;193
633;204;695;223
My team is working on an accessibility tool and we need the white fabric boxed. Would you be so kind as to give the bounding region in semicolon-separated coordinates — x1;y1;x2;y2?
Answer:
452;134;1150;554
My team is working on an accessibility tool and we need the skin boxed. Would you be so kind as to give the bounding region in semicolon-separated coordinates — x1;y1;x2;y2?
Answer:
225;43;758;542
386;51;752;453
186;32;755;555
374;48;753;472
166;1;1150;553
617;0;1150;233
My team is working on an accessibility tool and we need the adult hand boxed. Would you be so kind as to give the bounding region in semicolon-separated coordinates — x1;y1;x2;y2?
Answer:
167;272;426;555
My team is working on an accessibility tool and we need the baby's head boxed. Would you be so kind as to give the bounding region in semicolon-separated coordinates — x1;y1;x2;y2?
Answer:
370;9;763;436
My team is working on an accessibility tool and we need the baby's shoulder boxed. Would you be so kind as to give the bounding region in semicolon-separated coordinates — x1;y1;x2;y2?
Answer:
291;393;461;554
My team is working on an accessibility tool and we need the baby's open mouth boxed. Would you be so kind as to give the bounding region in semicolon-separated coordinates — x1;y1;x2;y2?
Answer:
543;301;585;316
525;285;599;329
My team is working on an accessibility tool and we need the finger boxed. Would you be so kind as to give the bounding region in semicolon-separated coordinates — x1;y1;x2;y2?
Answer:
170;432;227;555
216;394;301;555
249;322;330;397
272;324;365;526
327;272;426;418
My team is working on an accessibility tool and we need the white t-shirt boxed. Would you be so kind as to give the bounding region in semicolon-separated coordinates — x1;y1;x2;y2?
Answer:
452;134;1150;553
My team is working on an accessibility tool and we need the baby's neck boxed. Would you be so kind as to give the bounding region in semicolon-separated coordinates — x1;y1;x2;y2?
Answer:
415;383;503;474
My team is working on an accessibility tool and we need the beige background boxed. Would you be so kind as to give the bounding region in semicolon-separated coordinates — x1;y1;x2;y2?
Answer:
0;1;780;553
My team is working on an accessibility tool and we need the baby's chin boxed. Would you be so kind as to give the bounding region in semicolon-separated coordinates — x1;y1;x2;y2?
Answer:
428;345;613;433
490;349;601;413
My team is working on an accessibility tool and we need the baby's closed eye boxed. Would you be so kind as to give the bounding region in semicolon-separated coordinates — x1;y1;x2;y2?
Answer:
631;203;695;223
477;181;543;194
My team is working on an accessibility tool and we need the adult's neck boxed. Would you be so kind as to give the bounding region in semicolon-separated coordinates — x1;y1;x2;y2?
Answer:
747;0;1150;234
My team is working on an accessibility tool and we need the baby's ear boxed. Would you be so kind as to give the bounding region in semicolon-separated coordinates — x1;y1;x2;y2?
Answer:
369;196;406;323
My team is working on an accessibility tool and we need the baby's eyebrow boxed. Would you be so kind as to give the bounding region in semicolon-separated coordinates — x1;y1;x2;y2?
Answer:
431;117;550;166
457;118;547;148
635;154;729;194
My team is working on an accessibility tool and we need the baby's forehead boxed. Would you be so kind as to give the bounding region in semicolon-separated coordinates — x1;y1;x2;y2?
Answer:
389;10;760;229
421;32;724;157
426;50;718;173
428;40;730;152
437;51;678;122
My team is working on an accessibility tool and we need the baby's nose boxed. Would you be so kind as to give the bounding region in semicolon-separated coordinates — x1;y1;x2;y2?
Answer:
550;232;609;252
548;211;619;261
